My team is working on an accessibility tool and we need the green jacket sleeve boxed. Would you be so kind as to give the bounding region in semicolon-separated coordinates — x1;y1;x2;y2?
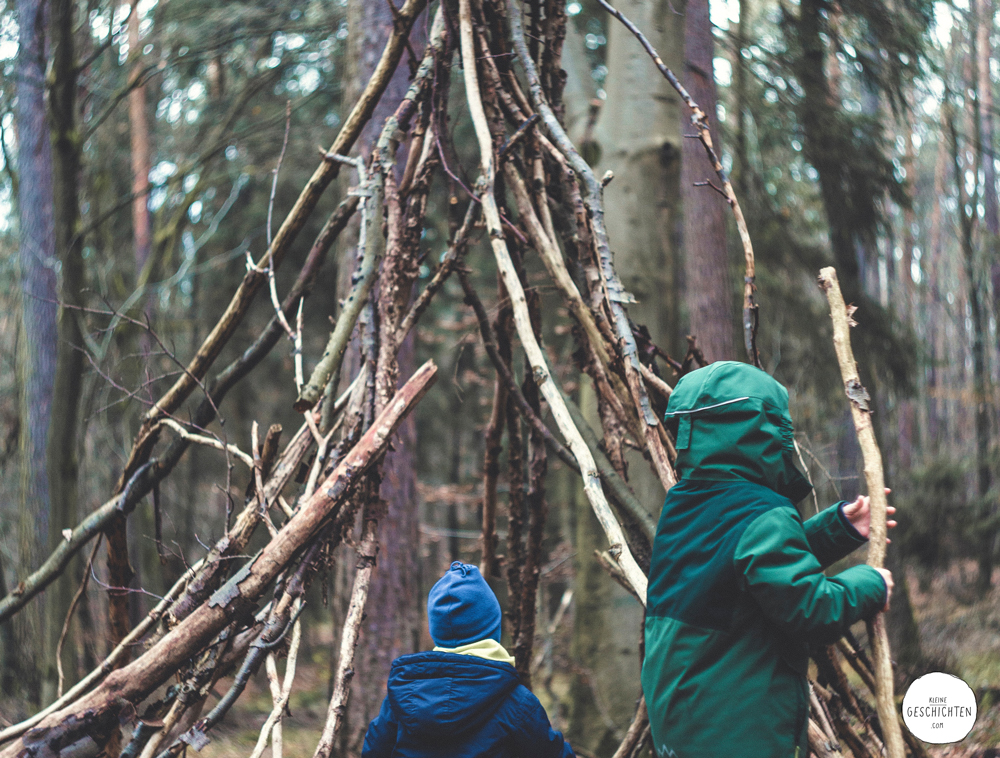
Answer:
734;507;887;644
802;502;868;569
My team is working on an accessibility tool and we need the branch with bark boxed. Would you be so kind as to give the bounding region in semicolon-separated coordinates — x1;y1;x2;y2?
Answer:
818;267;904;758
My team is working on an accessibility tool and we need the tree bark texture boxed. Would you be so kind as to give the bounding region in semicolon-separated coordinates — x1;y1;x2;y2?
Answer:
14;0;58;701
129;0;153;276
680;0;736;362
44;0;88;705
342;0;426;747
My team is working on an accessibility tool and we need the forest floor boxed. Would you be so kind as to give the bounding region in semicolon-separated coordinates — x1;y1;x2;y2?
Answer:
909;563;1000;757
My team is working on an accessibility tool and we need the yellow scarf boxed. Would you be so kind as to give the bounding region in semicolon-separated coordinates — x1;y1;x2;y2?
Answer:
433;639;515;665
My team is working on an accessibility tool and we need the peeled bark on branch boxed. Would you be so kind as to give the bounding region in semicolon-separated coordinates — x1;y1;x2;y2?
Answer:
312;486;381;758
817;267;903;758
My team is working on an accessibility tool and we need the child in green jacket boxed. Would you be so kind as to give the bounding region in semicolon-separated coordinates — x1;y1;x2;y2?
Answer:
642;362;895;758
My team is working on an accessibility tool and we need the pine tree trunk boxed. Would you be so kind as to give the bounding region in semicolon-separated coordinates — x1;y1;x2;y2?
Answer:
342;0;425;748
44;0;87;705
129;0;153;277
14;0;58;703
680;0;735;362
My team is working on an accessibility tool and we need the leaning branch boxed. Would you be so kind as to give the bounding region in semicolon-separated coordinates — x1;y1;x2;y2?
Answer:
817;267;903;758
311;488;381;758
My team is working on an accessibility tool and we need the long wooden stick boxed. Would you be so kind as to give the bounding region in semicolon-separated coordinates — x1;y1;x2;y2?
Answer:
817;266;904;758
458;0;647;603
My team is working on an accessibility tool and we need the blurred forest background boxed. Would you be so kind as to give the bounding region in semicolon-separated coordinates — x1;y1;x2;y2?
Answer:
0;0;998;754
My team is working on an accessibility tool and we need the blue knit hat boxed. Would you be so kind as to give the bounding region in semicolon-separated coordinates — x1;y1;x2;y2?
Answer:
427;561;502;647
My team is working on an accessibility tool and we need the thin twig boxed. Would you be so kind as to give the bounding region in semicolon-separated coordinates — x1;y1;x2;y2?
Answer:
55;536;103;698
249;598;303;758
158;419;254;468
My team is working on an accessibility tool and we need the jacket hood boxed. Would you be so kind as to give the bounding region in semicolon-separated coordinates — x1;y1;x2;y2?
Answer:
387;652;521;737
664;361;812;503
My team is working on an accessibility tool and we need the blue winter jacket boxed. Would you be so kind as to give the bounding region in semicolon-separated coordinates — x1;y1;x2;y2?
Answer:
362;651;575;758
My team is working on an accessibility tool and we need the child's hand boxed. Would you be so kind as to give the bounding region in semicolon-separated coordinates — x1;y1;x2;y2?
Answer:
842;488;897;542
875;568;894;611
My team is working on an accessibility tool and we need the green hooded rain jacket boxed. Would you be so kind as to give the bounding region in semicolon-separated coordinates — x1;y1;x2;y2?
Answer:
642;362;887;758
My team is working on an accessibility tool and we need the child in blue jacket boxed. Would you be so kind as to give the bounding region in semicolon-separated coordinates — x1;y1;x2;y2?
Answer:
362;561;575;758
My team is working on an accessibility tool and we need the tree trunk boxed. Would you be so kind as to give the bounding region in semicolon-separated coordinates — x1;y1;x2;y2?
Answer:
44;0;87;705
343;0;425;749
794;0;863;294
14;0;58;703
680;0;735;362
570;0;683;741
567;380;642;755
129;0;153;277
595;0;685;361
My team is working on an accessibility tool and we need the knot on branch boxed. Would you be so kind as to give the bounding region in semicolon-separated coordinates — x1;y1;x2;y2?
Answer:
845;379;872;413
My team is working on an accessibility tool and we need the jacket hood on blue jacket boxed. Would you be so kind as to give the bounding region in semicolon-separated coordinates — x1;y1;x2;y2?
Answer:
387;651;521;738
